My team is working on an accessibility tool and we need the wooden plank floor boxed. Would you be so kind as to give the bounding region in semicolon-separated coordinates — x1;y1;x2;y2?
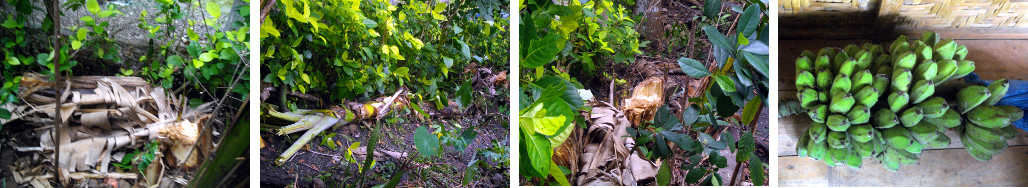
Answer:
779;146;1028;187
778;39;1028;186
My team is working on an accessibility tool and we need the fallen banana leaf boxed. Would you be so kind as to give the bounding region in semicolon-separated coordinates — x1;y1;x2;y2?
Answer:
576;102;662;186
11;73;214;176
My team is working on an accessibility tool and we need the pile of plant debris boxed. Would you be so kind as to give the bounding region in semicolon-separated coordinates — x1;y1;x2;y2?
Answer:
1;73;222;187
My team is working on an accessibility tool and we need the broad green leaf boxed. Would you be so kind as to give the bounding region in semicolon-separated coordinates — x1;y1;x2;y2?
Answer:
715;75;737;92
685;167;705;183
654;105;680;130
362;19;378;28
166;55;183;66
677;57;710;77
522;34;563;68
71;40;83;50
548;162;570;186
86;0;100;14
519;128;551;178
663;131;694;150
458;40;471;59
260;20;281;38
193;59;204;68
1;18;19;29
682;104;700;125
703;0;722;19
702;25;734;52
206;2;222;18
414;126;440;157
79;16;94;26
462;160;479;186
737;131;756;163
455;127;477;151
0;108;10;119
711;152;727;168
741;52;769;78
656;163;671;185
737;5;760;36
721;131;736;152
742;97;762;125
76;28;88;40
199;52;215;62
750;156;765;185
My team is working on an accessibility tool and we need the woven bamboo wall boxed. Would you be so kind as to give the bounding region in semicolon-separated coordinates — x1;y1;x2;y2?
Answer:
780;0;1028;28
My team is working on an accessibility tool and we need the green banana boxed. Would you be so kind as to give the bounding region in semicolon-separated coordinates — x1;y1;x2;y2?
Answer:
956;85;991;114
882;126;914;149
916;97;949;118
900;106;924;128
801;50;817;60
817;68;833;89
809;122;829;143
831;73;853;95
985;79;1008;105
904;140;925;154
848;123;874;143
798;88;819;109
909;121;940;143
950;60;975;81
843;149;863;168
888;91;910;112
819;91;829;103
933;39;957;60
893;52;917;70
843;44;861;57
796;71;816;90
997;105;1024;122
921;31;939;46
914;43;933;62
926;133;951;148
881;147;901;172
872;74;890;96
830;92;856;114
954;44;968;60
847;105;871;124
964;123;1008;143
855;50;873;69
819;48;837;60
854;86;880;108
827;131;849;149
909;80;936;104
873;109;901;129
890;35;909;53
852;135;875;157
851;70;873;91
961;131;1007;161
827;114;852;132
796;56;813;73
892;68;913;92
807;137;827;160
967;105;1012;128
924;108;962;128
797;133;810;157
816;55;833;70
809;104;828;123
838;59;857;76
932;59;958;84
914;61;938;81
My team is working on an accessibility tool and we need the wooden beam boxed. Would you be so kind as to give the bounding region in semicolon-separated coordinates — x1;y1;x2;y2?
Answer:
779;146;1028;186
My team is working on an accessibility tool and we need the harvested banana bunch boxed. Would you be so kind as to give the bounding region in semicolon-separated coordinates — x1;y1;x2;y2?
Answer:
793;31;1023;172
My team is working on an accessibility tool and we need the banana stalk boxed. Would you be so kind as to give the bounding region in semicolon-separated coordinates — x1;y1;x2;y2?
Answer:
268;88;408;165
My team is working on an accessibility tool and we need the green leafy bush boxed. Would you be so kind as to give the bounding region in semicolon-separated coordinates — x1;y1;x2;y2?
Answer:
260;0;509;105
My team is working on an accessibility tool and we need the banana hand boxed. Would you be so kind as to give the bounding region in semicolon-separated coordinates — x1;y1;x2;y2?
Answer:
964;73;1028;131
